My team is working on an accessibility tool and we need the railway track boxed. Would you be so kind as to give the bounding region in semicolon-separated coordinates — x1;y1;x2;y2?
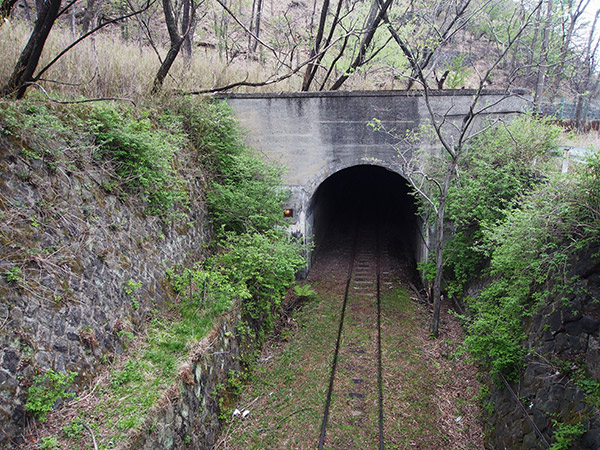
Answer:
318;220;389;449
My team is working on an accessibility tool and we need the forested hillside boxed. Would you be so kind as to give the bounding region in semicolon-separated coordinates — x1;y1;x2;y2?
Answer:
2;0;600;122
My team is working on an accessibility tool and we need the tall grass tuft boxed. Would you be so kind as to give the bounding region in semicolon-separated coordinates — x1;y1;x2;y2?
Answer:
0;20;306;101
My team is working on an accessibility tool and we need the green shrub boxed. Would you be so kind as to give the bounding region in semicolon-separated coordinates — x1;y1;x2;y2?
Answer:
89;105;188;215
208;151;288;234
463;150;600;380
294;283;316;299
3;266;22;283
549;419;585;450
39;435;60;450
214;230;304;323
444;114;560;297
26;370;77;421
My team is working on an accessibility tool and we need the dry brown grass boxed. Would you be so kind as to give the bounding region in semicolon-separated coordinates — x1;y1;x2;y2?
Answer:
0;20;309;101
0;7;418;103
560;130;600;150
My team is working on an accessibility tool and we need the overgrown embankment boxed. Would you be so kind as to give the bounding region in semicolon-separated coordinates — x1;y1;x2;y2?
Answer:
0;95;303;448
435;115;600;448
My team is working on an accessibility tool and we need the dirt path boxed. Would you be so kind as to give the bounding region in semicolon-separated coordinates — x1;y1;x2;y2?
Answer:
217;229;485;450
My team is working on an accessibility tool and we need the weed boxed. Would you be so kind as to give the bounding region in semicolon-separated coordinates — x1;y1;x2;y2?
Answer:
124;279;142;310
26;370;77;421
39;435;60;450
3;266;22;284
110;360;144;388
294;283;316;299
549;419;585;450
62;418;85;439
89;106;188;215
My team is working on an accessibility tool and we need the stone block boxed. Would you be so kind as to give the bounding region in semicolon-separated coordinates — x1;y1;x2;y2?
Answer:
549;310;563;334
586;336;600;382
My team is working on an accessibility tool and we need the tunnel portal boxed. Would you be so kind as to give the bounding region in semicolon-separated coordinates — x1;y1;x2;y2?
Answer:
308;165;421;269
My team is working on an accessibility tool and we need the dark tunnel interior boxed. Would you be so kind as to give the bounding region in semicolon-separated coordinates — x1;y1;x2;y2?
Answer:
309;165;421;267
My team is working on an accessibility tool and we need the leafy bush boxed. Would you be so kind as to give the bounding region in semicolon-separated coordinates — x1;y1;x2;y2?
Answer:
445;115;560;297
549;419;585;450
294;283;316;299
26;370;77;421
214;230;304;323
89;105;188;215
208;152;288;234
463;150;600;380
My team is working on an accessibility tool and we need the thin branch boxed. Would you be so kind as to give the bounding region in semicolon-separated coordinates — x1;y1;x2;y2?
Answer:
213;0;291;69
33;0;158;82
183;32;353;94
57;0;79;19
26;82;136;105
83;423;99;450
37;69;98;87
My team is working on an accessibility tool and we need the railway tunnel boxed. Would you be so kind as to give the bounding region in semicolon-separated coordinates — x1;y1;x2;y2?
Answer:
307;165;422;274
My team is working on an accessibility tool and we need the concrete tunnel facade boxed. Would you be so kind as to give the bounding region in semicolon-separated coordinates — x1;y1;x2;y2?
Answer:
218;90;527;273
308;164;421;270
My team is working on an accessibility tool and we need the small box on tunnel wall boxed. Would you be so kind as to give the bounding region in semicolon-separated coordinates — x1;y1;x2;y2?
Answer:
284;208;293;218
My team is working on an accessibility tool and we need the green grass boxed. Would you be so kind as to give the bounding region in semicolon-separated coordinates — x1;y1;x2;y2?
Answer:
53;305;216;449
221;280;479;449
223;285;339;449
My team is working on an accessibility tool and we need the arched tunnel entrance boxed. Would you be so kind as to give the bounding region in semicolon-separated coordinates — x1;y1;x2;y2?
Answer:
307;165;423;276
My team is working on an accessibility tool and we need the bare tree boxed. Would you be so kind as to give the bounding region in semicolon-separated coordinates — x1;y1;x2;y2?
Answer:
248;0;263;54
329;0;393;90
151;0;200;93
374;0;542;336
547;0;592;103
533;0;553;107
302;0;335;91
573;8;600;128
1;0;62;98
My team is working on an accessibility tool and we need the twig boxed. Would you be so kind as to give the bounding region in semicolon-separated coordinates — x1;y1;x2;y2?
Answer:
182;33;353;95
0;428;25;450
25;82;136;106
213;0;290;69
0;309;10;331
83;423;99;450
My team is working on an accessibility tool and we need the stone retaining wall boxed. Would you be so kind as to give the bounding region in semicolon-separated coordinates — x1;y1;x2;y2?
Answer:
125;309;245;449
486;245;600;449
0;133;210;446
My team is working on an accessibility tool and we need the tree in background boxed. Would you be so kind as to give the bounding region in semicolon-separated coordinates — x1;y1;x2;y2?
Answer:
151;0;201;93
1;0;156;99
1;0;62;98
373;0;544;336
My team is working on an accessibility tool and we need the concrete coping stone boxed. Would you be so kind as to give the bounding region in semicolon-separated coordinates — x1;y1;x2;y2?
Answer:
213;88;531;100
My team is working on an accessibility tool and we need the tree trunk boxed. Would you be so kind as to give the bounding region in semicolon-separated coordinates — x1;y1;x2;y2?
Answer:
152;0;195;93
582;75;600;124
302;0;330;91
81;0;98;34
547;0;590;104
249;0;262;53
70;2;76;37
181;0;195;63
152;40;185;93
22;0;32;22
533;0;553;108
528;4;542;67
329;0;392;91
1;0;62;98
431;160;455;337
